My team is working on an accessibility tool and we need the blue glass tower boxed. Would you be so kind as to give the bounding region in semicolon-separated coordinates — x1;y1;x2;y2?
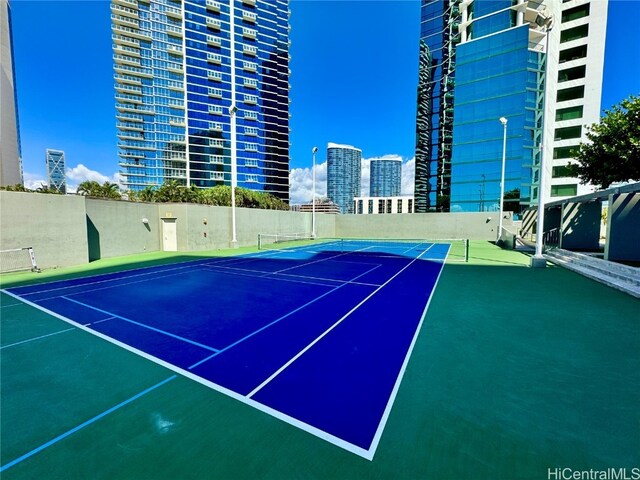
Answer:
46;149;66;194
112;0;290;200
370;158;401;197
415;0;552;213
327;143;361;214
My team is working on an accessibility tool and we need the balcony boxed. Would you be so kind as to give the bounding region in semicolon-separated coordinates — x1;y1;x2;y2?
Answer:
206;35;221;47
114;73;142;85
118;132;144;140
243;61;257;72
243;44;257;56
168;99;185;109
114;83;143;95
113;53;141;67
207;18;222;30
116;122;144;131
110;4;139;19
210;172;225;181
242;11;257;23
245;159;258;167
115;103;154;115
113;0;138;9
208;87;223;98
113;45;141;57
165;5;182;19
244;112;258;121
208;105;223;115
206;0;221;12
114;64;153;78
167;82;184;92
116;112;144;122
209;123;223;132
244;95;258;105
167;44;183;56
243;78;257;88
112;24;151;41
166;25;183;38
167;63;183;74
111;13;139;28
210;155;225;164
208;71;222;81
209;138;224;147
242;27;257;40
112;34;140;47
207;53;222;64
242;0;256;6
115;93;143;104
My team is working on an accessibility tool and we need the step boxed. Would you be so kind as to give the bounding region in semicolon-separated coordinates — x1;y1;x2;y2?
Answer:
545;251;640;298
545;249;640;286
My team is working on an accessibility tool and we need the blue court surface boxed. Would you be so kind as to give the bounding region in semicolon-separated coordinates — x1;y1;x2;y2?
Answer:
4;239;450;459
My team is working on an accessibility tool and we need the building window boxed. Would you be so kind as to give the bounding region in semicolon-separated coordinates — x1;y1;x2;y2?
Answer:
559;45;588;63
408;199;413;213
556;105;583;121
553;146;579;159
558;65;586;83
378;199;385;214
560;24;589;43
557;85;585;102
562;4;590;23
357;200;363;214
552;166;573;178
551;184;578;197
386;199;392;214
554;125;582;141
397;199;402;213
245;174;258;183
368;200;373;214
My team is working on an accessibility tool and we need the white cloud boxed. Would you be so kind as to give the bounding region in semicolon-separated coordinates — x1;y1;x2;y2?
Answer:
23;172;49;190
289;161;327;204
65;164;122;193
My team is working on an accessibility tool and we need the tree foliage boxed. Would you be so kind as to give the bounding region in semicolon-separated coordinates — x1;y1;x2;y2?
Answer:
568;94;640;188
76;180;122;199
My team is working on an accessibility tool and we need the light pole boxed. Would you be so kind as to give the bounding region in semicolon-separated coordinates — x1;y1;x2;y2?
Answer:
229;104;238;247
498;116;508;243
311;146;318;238
531;13;554;268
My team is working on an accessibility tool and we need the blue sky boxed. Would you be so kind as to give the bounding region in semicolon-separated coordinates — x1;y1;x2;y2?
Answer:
10;0;640;202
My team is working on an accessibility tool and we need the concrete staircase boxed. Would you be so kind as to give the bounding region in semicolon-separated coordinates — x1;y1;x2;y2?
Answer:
544;248;640;298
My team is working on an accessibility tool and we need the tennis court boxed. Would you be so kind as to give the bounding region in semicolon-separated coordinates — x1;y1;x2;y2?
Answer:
2;239;453;467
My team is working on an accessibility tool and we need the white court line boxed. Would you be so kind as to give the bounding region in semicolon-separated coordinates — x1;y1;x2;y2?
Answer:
268;246;375;275
62;297;220;353
366;244;451;459
201;265;337;288
188;263;381;370
0;327;77;350
246;243;436;399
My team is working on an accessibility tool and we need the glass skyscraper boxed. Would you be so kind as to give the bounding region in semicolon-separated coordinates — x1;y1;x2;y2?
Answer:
415;0;558;213
112;0;290;200
327;143;361;214
46;149;66;194
370;158;401;197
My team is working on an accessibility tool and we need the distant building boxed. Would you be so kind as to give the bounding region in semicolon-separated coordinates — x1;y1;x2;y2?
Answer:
0;0;23;187
370;158;401;197
299;198;340;214
327;142;361;214
353;196;415;215
46;149;66;194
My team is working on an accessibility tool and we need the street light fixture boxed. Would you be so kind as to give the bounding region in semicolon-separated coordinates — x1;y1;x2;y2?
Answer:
498;116;508;243
311;146;318;238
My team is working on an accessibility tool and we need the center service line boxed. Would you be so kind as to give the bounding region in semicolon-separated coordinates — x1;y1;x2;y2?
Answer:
246;243;436;399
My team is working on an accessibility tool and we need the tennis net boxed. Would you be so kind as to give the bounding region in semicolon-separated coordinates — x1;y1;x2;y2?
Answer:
257;233;315;250
0;247;41;273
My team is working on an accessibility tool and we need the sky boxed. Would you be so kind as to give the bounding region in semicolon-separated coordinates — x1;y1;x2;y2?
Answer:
9;0;640;203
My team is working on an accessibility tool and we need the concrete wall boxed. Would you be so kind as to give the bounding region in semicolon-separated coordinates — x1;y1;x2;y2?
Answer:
0;191;88;268
85;199;161;260
605;192;640;262
560;200;601;251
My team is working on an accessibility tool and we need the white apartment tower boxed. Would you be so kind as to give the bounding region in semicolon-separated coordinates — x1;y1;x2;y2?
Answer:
548;0;608;200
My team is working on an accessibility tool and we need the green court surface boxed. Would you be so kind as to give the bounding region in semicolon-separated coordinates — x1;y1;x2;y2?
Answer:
1;242;638;479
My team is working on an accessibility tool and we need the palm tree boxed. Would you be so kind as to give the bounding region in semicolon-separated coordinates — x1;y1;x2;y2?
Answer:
76;180;102;197
101;182;121;199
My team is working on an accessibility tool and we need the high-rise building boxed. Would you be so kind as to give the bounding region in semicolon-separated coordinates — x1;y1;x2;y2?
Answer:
46;149;66;194
414;0;607;213
0;0;23;187
549;0;607;201
327;142;361;214
370;157;401;197
112;0;290;200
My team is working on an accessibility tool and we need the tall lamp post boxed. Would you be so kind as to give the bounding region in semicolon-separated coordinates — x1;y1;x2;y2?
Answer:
311;146;318;238
531;12;554;268
498;117;508;243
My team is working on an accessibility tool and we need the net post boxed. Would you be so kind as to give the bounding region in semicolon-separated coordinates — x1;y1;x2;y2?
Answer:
257;234;262;250
464;239;469;263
